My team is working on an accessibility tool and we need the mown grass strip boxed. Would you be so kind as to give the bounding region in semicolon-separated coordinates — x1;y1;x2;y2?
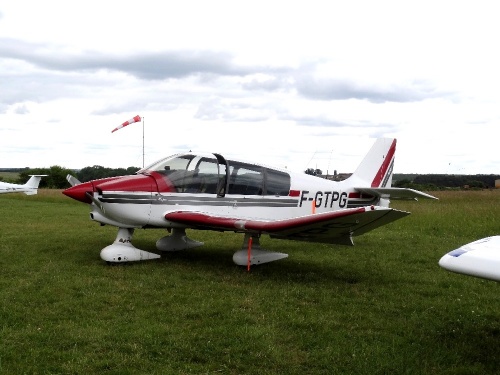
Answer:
0;190;499;374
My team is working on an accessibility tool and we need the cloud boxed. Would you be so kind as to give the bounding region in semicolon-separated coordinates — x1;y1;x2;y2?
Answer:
295;75;453;103
0;38;286;80
194;97;273;122
13;103;29;114
241;74;293;92
2;36;455;109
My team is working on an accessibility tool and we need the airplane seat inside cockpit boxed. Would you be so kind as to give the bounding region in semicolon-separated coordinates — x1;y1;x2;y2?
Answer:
202;175;218;194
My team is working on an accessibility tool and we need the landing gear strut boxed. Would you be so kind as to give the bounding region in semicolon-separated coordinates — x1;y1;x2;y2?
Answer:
156;228;204;251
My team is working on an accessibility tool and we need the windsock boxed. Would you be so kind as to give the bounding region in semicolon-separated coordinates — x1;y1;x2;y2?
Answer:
111;115;141;133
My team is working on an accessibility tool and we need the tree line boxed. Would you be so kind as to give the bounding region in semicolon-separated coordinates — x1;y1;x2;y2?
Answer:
2;166;499;190
393;174;500;190
0;165;140;189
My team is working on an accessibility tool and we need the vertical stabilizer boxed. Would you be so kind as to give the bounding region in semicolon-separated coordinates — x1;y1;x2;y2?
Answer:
351;138;396;188
23;175;47;195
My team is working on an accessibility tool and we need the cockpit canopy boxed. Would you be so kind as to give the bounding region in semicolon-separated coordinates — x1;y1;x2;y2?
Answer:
139;153;291;196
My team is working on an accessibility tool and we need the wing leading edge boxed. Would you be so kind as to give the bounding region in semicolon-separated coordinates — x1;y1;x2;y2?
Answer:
165;206;409;246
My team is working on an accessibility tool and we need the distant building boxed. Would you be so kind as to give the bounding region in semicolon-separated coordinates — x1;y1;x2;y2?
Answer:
496;179;500;189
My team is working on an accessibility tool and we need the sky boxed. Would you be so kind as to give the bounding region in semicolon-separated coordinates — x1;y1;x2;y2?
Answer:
1;1;499;175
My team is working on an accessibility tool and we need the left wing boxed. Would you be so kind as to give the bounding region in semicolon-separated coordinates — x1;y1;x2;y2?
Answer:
165;206;409;246
439;236;500;281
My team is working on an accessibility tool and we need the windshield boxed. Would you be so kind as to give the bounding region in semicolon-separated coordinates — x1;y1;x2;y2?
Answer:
138;154;194;174
141;154;222;194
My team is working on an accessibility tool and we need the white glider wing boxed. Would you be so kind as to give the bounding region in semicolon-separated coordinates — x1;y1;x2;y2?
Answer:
165;206;409;246
439;236;500;281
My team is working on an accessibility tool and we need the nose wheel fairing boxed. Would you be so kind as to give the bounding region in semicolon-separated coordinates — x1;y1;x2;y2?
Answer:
100;228;161;263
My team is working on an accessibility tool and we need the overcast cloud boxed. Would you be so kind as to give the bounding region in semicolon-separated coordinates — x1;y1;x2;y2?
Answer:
1;1;499;174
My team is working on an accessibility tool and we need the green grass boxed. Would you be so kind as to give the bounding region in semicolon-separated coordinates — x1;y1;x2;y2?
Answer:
0;172;19;182
1;190;499;374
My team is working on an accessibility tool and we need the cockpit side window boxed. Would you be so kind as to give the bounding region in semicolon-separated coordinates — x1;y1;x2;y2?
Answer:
226;161;291;196
228;162;263;195
264;169;291;196
193;158;220;194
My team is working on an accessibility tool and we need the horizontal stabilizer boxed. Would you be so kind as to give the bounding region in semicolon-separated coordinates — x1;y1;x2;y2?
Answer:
355;187;438;200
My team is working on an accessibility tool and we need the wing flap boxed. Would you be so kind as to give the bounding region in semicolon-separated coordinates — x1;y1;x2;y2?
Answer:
165;206;409;245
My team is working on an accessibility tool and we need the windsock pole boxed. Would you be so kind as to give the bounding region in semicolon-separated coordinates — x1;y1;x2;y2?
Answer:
142;117;145;168
247;237;253;272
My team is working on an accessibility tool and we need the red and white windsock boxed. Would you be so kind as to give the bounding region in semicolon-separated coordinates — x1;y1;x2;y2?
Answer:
111;115;141;133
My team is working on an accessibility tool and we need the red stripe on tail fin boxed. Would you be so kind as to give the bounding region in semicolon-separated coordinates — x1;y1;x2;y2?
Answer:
371;139;396;187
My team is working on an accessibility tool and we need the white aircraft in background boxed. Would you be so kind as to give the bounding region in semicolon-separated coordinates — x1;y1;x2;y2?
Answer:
0;175;47;195
63;138;437;266
439;236;500;281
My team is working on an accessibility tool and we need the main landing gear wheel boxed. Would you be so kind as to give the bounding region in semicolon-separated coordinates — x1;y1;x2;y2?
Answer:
232;233;288;266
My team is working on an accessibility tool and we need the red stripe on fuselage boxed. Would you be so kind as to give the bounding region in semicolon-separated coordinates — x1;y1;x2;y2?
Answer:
371;139;396;187
95;174;156;193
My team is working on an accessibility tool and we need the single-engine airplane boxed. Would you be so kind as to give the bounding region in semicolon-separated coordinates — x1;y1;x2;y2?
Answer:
63;138;437;265
439;236;500;281
0;175;47;195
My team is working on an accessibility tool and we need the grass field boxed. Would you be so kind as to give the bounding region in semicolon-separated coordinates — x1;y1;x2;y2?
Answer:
0;172;19;182
1;189;499;374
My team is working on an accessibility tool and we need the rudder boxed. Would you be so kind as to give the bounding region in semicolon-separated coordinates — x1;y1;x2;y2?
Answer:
350;138;396;188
